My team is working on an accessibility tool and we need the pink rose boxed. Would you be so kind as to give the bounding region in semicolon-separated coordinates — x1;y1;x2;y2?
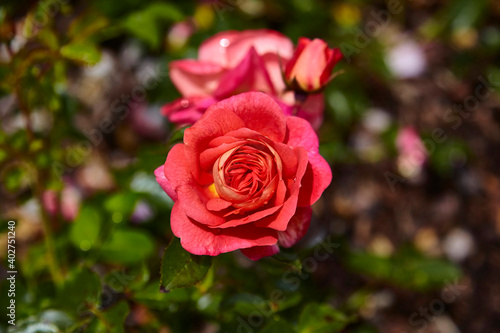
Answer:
284;38;342;92
155;92;332;260
161;29;325;129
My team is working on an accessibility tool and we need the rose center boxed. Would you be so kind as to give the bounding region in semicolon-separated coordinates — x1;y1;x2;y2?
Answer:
212;140;281;213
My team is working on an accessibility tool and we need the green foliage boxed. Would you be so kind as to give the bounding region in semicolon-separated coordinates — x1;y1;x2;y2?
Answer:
122;2;184;49
60;42;101;65
70;206;102;252
100;228;155;264
298;303;353;333
87;301;130;333
160;237;212;292
345;247;463;291
57;267;101;311
261;318;297;333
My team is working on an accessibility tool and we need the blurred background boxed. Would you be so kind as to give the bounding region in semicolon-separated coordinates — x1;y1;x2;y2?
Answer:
1;0;499;332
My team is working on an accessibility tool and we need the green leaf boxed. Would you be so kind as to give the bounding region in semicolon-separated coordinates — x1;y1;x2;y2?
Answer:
160;237;212;292
57;267;101;311
104;192;139;217
298;303;352;333
122;2;183;49
60;42;101;65
100;229;155;264
91;301;130;333
70;206;102;252
168;125;190;146
37;29;59;50
67;12;109;42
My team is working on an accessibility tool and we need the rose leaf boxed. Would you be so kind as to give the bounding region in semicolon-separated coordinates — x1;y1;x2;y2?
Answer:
160;237;212;292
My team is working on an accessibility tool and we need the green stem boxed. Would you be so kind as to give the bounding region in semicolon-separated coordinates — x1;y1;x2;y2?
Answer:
34;168;64;286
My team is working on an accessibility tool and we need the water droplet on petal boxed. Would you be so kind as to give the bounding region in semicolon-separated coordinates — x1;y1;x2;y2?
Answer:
293;177;297;182
219;38;230;47
180;99;189;108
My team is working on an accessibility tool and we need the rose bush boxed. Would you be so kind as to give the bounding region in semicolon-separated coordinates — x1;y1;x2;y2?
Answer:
155;92;331;260
161;29;326;130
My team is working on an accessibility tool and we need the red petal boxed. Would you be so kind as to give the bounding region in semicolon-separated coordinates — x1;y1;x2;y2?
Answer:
278;207;312;248
170;203;278;256
254;146;309;231
163;144;192;191
213;204;282;229
320;47;342;86
284;116;332;206
199;140;245;172
206;198;233;211
284;37;310;80
241;244;280;260
176;184;225;226
212;92;287;142
183;104;246;185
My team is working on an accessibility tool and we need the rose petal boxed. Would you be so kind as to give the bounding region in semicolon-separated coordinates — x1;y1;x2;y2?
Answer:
200;140;245;171
199;29;293;68
176;184;225;226
213;204;282;229
278;206;312;248
154;164;177;202
240;244;280;261
213;47;276;98
206;198;233;211
255;146;309;231
170;60;225;97
284;116;332;206
210;92;287;142
171;203;278;256
198;30;244;66
164;144;225;226
162;144;194;191
161;96;217;126
226;30;294;67
261;53;288;93
274;179;287;206
184;104;246;185
284;37;309;79
296;93;325;131
269;142;298;178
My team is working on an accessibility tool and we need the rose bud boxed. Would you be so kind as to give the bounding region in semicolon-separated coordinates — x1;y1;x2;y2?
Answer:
284;38;343;93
